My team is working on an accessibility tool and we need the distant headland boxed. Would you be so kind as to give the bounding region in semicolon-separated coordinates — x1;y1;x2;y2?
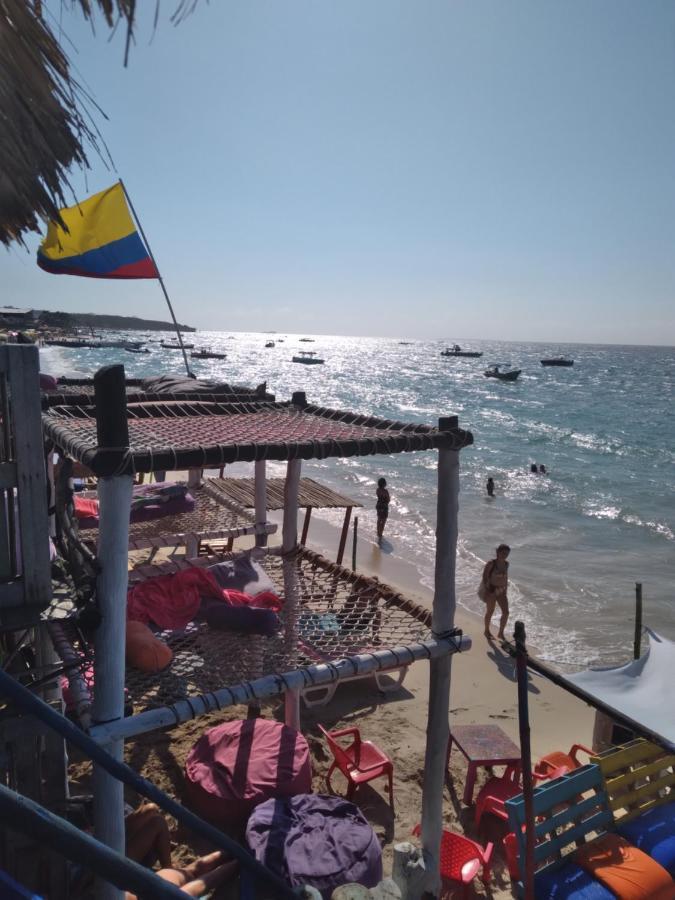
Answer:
32;310;196;332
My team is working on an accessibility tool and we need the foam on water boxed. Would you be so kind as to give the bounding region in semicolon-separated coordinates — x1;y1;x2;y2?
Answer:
41;333;675;667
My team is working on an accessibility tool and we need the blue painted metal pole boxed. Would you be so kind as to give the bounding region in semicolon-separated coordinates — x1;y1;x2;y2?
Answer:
0;782;186;899
0;667;299;899
515;620;535;900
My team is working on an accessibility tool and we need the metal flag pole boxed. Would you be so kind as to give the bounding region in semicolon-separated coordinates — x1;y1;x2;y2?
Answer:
118;179;193;378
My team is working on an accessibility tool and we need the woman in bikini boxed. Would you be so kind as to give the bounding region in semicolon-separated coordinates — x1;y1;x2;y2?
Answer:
376;477;390;542
480;543;510;640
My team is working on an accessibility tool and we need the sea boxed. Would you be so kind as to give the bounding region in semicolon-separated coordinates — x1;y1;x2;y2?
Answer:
41;332;675;670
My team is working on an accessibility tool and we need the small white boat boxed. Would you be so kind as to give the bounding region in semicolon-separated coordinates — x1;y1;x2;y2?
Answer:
265;341;275;348
292;350;324;365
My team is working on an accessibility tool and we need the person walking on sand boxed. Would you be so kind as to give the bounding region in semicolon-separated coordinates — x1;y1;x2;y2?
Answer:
375;477;390;542
486;476;495;497
479;544;510;640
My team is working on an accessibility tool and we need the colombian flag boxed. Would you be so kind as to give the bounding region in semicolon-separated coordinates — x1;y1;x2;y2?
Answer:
37;183;159;279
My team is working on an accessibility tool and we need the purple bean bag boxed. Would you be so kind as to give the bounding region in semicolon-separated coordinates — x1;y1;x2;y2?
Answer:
184;719;312;828
246;794;382;899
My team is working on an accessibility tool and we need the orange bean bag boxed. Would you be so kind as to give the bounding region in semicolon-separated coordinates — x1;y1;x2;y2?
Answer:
573;833;675;900
125;620;173;672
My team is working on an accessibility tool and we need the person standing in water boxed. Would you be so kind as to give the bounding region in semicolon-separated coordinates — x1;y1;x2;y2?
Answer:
486;476;495;497
375;477;390;542
480;544;510;640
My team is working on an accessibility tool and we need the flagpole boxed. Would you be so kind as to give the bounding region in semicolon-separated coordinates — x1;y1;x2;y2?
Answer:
118;179;193;379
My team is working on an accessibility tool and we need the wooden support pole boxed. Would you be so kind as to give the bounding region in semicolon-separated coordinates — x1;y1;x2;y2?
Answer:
300;506;312;546
92;365;133;900
515;621;535;900
336;506;352;566
282;458;302;730
254;460;268;548
352;515;359;571
634;582;643;660
420;417;460;897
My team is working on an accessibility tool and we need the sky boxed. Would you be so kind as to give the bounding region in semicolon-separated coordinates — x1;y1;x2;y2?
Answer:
5;1;675;345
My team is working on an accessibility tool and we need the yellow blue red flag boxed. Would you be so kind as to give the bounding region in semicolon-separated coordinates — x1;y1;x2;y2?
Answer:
37;182;159;279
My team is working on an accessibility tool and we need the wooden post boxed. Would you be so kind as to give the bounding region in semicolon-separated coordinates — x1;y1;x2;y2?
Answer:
254;459;268;548
300;507;312;545
282;458;302;730
336;506;352;566
352;515;359;571
515;621;535;900
420;418;460;897
92;365;133;900
633;582;643;660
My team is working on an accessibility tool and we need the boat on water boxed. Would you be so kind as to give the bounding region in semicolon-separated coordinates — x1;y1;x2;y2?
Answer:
541;357;574;367
399;341;412;345
292;350;324;365
124;347;150;354
484;365;521;381
45;338;145;350
299;337;315;342
190;347;227;360
441;344;483;358
161;340;195;350
265;341;275;348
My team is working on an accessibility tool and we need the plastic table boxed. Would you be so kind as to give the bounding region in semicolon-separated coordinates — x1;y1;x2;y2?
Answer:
448;723;521;806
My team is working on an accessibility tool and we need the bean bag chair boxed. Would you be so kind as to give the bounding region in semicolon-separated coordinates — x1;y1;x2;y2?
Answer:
184;719;312;828
125;620;173;672
245;794;382;899
535;862;615;899
573;833;675;900
617;802;675;878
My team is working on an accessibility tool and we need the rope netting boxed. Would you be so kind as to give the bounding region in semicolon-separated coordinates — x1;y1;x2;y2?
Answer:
77;479;277;551
43;400;473;475
52;547;433;715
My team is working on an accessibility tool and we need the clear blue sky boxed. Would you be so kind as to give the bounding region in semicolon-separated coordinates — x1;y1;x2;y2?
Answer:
5;1;675;344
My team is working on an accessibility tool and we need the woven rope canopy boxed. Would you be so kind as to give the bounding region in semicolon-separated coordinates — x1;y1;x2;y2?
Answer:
43;398;473;476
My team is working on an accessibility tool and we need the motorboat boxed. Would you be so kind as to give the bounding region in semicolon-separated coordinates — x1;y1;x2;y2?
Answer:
484;365;521;381
441;344;483;358
541;357;574;367
265;341;275;348
299;337;315;342
161;340;195;350
190;347;227;360
292;351;324;365
124;347;150;354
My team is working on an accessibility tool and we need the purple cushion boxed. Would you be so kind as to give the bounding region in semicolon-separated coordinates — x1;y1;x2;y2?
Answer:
246;794;382;899
201;601;279;636
208;558;276;596
128;482;195;523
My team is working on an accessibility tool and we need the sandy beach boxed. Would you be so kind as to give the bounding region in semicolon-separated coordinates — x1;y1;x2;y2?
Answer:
66;500;596;899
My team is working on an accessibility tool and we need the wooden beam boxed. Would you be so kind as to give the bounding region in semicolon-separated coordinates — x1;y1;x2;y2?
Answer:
336;505;352;566
300;506;312;545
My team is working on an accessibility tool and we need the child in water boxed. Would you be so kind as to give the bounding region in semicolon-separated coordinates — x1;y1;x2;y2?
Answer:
376;477;390;542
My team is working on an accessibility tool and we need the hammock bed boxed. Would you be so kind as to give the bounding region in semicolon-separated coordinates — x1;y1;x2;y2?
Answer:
77;478;277;553
53;546;432;717
42;395;472;476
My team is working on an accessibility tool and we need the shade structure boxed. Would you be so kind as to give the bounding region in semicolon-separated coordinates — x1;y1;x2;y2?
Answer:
42;396;473;476
566;630;675;749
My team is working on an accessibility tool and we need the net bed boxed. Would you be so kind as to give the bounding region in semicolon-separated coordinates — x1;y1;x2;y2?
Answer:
42;396;473;476
52;547;433;716
76;478;277;553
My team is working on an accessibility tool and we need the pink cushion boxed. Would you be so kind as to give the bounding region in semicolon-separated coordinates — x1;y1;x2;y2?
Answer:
184;719;312;828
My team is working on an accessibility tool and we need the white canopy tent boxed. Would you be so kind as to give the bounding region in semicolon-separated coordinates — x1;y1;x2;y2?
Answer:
566;629;675;750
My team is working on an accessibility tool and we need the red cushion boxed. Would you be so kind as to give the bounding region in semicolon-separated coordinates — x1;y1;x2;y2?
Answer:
184;719;312;828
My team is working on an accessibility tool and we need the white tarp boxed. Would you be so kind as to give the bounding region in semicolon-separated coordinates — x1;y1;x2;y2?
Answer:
566;629;675;748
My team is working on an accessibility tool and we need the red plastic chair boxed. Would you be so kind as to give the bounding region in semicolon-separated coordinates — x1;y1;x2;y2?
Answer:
474;764;564;828
533;743;593;778
318;724;394;810
412;824;493;898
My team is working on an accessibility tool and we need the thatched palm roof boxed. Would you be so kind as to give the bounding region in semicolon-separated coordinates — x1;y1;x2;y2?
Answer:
0;1;196;248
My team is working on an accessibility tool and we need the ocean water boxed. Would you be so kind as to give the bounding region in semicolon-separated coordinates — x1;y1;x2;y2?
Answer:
42;333;675;668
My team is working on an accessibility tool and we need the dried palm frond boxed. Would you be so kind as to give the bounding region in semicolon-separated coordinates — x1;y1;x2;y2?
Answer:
0;0;199;248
